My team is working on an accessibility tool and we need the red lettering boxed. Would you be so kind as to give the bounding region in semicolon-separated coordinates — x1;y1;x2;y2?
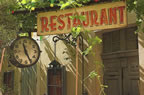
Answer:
109;7;117;24
73;13;81;27
65;13;73;29
41;17;49;32
100;9;108;25
81;11;89;27
50;16;57;31
58;15;65;30
117;6;125;24
90;10;99;26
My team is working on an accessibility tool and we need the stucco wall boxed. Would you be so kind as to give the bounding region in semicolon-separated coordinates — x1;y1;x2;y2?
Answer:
128;10;144;95
138;28;144;95
36;33;103;95
0;59;21;95
0;4;142;95
36;10;140;95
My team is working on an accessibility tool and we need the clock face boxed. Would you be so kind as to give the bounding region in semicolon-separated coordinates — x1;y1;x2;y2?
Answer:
10;37;41;68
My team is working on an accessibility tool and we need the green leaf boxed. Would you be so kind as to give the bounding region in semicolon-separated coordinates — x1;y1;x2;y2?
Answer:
76;3;82;7
101;85;108;88
71;26;81;38
69;16;75;20
60;1;72;9
88;36;102;46
89;71;98;78
82;45;92;55
79;15;86;21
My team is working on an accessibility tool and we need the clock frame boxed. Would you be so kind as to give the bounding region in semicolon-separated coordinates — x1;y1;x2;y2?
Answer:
9;37;41;68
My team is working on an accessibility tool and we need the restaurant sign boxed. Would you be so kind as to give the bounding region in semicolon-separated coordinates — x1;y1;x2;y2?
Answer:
37;1;127;35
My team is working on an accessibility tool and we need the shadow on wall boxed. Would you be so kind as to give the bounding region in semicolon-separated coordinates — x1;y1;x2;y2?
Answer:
63;40;100;95
139;66;144;94
138;32;144;48
38;36;101;95
44;39;55;61
21;65;37;95
39;61;47;95
43;39;83;95
39;39;77;95
44;39;62;63
138;31;144;95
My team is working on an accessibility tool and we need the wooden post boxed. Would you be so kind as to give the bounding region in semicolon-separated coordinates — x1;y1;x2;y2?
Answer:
0;48;6;72
76;38;79;95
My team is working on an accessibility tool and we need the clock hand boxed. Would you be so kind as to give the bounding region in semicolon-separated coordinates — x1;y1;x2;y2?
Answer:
23;43;32;64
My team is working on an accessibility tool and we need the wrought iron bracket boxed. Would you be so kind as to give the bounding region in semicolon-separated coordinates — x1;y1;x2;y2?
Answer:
52;33;85;95
52;33;79;46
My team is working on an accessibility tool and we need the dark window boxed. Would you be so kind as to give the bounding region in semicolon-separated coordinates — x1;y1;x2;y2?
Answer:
103;27;138;53
47;60;66;95
48;69;62;95
103;32;112;53
126;27;138;50
3;71;14;95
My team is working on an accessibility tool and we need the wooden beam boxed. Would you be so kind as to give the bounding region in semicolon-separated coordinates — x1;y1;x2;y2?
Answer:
75;37;79;95
0;48;6;72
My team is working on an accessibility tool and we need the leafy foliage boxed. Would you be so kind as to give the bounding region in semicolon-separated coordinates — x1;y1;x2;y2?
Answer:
71;26;81;38
0;0;18;49
127;0;144;32
16;13;37;32
89;71;99;78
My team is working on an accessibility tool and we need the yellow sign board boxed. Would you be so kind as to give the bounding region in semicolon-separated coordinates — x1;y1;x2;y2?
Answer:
37;1;127;35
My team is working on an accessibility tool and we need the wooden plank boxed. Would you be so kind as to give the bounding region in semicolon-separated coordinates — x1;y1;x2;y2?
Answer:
75;38;79;95
37;1;127;35
0;48;6;72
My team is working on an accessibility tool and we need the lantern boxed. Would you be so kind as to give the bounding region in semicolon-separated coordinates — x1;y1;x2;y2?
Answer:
47;60;66;95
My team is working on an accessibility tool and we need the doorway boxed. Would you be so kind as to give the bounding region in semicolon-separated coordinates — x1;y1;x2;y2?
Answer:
102;27;139;95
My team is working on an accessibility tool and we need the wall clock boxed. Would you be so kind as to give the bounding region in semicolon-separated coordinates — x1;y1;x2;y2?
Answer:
9;37;41;68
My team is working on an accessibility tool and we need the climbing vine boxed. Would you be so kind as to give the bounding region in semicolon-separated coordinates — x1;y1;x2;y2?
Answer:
1;0;144;94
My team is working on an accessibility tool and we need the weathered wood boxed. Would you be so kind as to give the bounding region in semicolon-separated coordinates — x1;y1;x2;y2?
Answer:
37;1;127;35
103;27;139;95
104;56;139;95
75;38;79;95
